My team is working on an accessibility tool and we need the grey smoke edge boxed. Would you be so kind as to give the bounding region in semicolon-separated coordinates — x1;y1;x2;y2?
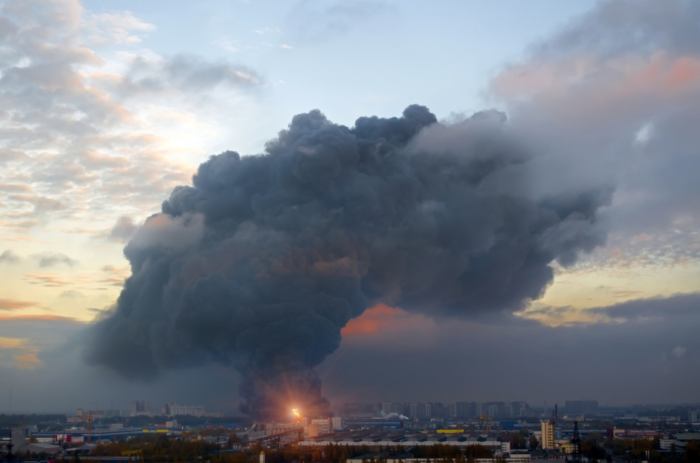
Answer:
86;105;611;419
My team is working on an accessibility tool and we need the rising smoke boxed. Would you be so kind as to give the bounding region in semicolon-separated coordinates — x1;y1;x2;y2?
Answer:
88;105;610;419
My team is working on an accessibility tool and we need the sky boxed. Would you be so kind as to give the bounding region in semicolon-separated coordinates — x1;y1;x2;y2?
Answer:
0;0;699;414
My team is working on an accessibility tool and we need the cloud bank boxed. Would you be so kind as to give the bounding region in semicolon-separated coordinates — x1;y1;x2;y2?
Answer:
491;0;700;271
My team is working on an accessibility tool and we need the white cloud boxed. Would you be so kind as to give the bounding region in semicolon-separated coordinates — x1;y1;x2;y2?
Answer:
285;0;395;43
0;0;262;242
634;121;654;145
0;0;265;325
85;10;155;46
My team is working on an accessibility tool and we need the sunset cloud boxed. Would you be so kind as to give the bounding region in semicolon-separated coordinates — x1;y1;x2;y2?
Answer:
13;350;41;369
23;273;75;288
341;304;412;337
0;336;28;349
0;298;37;311
0;314;78;322
0;336;40;369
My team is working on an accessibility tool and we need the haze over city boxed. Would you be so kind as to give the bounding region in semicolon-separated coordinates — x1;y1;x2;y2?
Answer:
1;0;699;423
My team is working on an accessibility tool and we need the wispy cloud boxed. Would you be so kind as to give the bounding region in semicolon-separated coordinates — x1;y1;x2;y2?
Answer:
0;0;263;242
33;252;78;268
285;0;395;43
0;298;37;311
84;10;155;45
0;313;79;322
518;292;700;327
24;273;75;288
116;53;263;96
0;249;20;264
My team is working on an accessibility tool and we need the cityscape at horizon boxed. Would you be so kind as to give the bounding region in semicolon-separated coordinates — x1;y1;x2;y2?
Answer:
1;0;699;461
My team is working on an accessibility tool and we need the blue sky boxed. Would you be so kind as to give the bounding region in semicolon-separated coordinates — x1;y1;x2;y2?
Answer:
83;0;597;151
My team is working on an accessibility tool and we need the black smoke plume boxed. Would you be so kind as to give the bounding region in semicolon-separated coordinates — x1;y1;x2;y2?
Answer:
88;105;610;419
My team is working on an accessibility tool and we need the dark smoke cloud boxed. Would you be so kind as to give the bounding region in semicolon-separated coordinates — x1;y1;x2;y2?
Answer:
88;105;610;419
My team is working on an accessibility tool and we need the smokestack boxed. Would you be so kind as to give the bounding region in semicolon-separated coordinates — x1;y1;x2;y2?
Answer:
87;105;610;419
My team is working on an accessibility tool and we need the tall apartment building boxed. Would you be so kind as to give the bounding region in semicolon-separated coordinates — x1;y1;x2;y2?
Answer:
540;419;556;450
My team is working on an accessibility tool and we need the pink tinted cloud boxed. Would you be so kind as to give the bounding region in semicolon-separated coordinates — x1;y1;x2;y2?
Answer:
341;304;432;338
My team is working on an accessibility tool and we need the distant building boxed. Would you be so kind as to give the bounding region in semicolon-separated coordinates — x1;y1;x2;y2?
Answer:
343;417;404;429
305;418;340;437
613;427;658;440
482;402;508;419
381;402;393;415
164;403;206;417
409;402;428;420
246;422;303;446
564;400;599;415
455;401;478;419
346;458;529;463
689;409;700;423
68;408;111;423
426;402;448;419
540;420;556;450
131;400;151;417
509;401;530;418
446;402;457;418
382;402;409;416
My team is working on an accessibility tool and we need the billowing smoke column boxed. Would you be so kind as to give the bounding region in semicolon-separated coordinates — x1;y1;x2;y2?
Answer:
88;105;610;419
